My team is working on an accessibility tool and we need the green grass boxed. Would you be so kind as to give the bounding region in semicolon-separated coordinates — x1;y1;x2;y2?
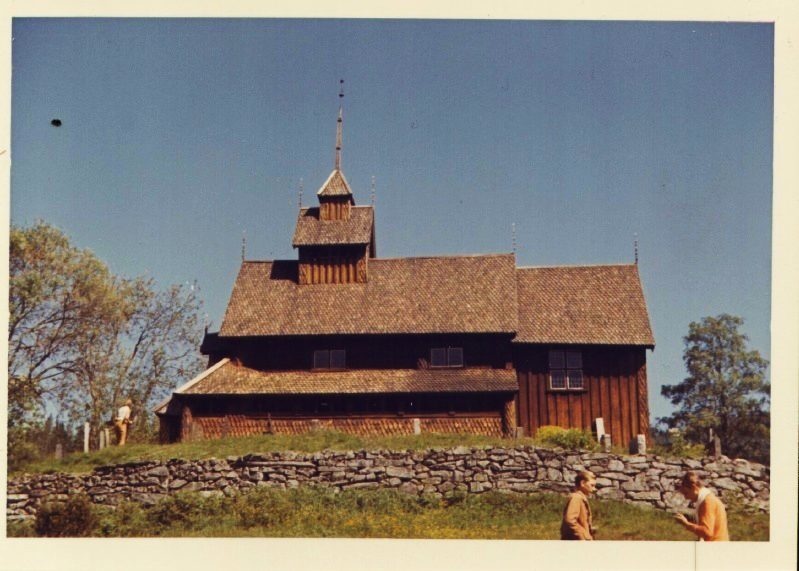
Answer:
11;428;747;476
6;488;769;540
13;432;537;475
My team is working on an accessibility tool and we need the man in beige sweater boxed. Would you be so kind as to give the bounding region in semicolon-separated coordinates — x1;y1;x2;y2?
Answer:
673;471;730;541
561;470;597;540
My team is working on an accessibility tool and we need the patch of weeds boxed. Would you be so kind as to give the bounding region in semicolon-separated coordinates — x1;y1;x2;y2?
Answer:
34;494;98;537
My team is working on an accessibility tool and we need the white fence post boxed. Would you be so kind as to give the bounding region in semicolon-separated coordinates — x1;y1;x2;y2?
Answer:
83;422;90;453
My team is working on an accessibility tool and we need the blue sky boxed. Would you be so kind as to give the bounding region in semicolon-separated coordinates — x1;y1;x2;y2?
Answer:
10;19;773;422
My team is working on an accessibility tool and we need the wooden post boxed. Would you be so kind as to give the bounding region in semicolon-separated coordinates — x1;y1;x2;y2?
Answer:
104;428;111;448
180;405;194;442
83;422;90;453
635;434;647;455
595;417;606;442
502;398;516;437
412;418;421;435
713;435;722;458
221;415;230;439
98;430;105;450
55;443;63;460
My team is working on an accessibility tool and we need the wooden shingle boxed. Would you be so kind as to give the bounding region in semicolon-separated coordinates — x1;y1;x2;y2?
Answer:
515;264;654;346
219;254;519;336
181;361;518;395
291;205;373;246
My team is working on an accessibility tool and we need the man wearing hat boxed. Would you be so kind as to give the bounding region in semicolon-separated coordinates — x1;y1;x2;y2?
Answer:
114;399;134;446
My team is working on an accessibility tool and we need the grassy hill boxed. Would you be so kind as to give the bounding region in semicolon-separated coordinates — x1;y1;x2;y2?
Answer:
8;486;768;540
8;431;768;540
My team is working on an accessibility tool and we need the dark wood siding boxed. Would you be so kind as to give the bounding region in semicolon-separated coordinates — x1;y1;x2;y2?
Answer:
514;345;650;448
225;333;514;373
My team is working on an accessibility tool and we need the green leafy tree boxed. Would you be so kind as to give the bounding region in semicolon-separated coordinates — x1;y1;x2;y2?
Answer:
9;221;203;461
57;278;204;442
660;314;770;463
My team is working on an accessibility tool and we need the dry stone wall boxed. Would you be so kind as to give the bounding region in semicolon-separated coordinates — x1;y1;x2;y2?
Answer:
7;447;769;521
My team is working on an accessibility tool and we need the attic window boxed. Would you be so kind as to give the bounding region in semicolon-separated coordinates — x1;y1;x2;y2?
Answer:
549;350;584;390
313;349;346;370
430;347;464;368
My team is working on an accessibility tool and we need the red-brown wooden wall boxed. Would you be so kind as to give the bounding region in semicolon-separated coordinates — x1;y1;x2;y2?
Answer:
514;345;650;448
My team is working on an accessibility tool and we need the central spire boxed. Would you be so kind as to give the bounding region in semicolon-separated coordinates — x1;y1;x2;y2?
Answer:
335;79;344;170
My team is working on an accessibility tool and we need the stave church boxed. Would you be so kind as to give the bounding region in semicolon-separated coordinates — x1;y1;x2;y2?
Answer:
155;87;655;448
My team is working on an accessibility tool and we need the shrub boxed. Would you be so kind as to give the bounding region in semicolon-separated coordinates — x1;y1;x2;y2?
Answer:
97;501;148;537
665;429;706;459
34;494;98;537
533;426;598;450
8;437;41;473
146;492;215;529
234;487;296;528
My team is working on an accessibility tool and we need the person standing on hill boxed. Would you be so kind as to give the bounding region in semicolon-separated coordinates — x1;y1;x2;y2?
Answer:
561;470;597;540
673;471;730;541
114;399;134;446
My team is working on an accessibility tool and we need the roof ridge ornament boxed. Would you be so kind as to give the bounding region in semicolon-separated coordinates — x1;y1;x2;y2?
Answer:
335;79;344;171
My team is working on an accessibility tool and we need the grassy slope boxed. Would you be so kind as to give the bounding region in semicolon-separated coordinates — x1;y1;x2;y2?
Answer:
7;487;769;540
8;434;768;540
13;432;540;475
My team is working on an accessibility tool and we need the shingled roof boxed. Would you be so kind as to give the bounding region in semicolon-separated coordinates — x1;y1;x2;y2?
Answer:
515;264;654;346
181;360;518;395
317;169;353;197
219;254;518;337
292;205;374;247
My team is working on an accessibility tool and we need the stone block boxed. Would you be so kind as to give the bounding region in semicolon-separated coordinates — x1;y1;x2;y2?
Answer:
600;472;631;481
621;480;647;492
594;477;613;488
628;491;661;501
712;478;740;491
168;479;187;490
130;492;166;506
398;482;419;495
607;459;624;471
733;465;762;478
386;466;414;479
145;466;170;478
596;487;624;501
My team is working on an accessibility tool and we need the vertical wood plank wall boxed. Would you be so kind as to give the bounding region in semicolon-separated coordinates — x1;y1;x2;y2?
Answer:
515;345;650;447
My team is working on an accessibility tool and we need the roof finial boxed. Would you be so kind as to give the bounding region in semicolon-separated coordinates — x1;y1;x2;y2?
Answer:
512;222;517;254
634;233;639;265
241;230;247;262
335;79;344;171
298;178;304;208
371;175;376;206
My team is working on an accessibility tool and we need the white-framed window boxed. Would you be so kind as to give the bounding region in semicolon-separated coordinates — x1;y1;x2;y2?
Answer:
549;350;584;390
430;347;464;368
313;349;346;370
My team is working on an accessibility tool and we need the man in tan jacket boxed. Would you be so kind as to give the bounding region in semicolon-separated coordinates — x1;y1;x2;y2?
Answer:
673;471;730;541
561;470;597;540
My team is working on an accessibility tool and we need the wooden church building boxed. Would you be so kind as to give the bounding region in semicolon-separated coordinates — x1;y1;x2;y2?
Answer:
155;92;655;446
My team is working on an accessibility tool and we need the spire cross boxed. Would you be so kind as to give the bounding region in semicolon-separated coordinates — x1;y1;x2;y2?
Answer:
512;222;517;254
298;178;304;208
634;233;639;265
335;79;344;170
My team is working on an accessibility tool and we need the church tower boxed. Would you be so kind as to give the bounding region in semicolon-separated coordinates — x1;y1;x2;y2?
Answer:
291;81;376;284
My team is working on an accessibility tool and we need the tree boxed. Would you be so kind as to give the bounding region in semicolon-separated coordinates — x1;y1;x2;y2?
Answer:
9;221;203;459
660;314;770;463
9;221;129;462
56;278;204;441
